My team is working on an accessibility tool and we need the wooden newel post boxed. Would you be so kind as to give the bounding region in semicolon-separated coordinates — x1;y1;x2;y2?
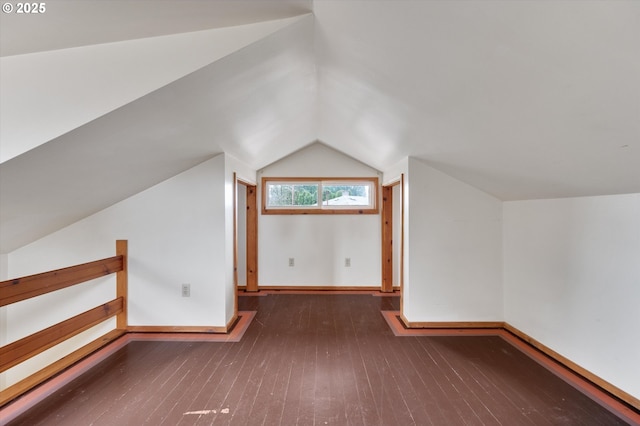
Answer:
116;240;128;330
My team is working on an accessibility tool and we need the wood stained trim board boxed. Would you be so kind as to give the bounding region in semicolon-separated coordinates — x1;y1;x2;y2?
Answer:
382;310;640;422
0;311;257;423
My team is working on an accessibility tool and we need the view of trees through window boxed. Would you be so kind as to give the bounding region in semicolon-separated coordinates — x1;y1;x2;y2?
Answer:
267;182;371;207
262;177;378;214
268;184;318;207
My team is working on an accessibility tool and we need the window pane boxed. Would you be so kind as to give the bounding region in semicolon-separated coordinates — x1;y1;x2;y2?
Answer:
267;183;318;207
322;183;371;206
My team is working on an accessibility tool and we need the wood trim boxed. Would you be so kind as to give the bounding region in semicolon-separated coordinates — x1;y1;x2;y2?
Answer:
262;177;379;182
0;328;126;407
116;240;128;330
246;184;259;292
400;319;506;329
399;174;405;316
257;286;383;292
225;314;238;333
397;314;640;411
0;298;123;373
385;312;503;337
261;177;379;215
126;325;229;334
381;185;393;292
0;256;123;307
0;242;128;407
400;313;410;328
261;208;379;215
503;323;640;410
236;177;257;187
0;312;257;410
233;173;239;320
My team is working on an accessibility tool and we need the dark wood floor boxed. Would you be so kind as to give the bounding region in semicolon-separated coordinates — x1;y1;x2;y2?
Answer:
6;294;635;425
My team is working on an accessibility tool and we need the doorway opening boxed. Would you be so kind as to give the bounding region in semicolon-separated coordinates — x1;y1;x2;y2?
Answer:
381;176;403;293
235;178;258;292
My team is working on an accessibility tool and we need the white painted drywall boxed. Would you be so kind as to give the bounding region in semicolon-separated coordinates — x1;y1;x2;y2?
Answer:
503;194;640;399
3;155;231;388
258;143;382;286
0;16;307;163
403;158;503;322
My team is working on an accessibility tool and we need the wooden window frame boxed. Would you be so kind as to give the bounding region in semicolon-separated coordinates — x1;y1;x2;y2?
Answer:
261;177;379;215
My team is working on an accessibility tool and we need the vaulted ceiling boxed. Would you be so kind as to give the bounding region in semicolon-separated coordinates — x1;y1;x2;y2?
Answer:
1;0;639;253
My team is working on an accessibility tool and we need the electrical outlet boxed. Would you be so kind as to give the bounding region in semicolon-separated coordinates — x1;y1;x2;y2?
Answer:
289;258;295;267
345;257;351;267
182;283;190;297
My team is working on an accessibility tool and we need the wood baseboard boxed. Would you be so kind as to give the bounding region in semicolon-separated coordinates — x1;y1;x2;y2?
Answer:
239;286;401;293
127;314;240;335
401;319;505;329
503;322;640;411
127;325;228;333
257;286;384;291
0;329;125;407
397;315;639;412
225;314;238;333
389;312;639;420
0;312;257;419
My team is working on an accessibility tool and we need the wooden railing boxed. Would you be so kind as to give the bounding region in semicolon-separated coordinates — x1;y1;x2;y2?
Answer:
0;240;128;406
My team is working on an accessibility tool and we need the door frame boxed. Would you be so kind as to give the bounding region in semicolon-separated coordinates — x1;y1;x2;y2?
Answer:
381;175;404;293
235;176;258;293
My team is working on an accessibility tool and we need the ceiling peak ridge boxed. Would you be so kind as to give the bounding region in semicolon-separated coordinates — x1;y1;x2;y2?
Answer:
258;140;383;175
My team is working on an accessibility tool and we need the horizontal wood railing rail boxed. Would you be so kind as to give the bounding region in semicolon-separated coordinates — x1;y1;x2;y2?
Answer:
0;256;123;307
0;240;128;406
0;298;123;372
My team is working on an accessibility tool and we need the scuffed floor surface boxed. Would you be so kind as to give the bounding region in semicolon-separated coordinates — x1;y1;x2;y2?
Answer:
5;294;636;425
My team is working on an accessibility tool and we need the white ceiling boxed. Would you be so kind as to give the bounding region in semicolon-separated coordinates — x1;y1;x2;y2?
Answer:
0;0;313;57
1;0;639;253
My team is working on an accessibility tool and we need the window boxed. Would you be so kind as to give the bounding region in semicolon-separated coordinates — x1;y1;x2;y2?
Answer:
262;177;378;214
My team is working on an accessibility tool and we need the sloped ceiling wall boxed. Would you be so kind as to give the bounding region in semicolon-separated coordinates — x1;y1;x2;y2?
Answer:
1;16;309;162
314;1;640;199
1;14;317;253
1;0;639;253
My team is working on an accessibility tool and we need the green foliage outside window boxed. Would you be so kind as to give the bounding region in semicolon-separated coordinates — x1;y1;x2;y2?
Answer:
268;184;318;206
264;178;377;213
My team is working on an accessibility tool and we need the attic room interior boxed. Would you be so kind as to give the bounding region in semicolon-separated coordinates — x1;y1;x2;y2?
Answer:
0;0;639;424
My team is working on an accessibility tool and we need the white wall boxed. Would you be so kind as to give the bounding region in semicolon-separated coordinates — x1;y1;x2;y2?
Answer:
0;17;306;163
504;194;640;399
258;143;381;286
3;155;232;388
403;158;503;322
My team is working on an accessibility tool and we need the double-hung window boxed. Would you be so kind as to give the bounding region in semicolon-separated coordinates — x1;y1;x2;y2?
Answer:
262;177;378;214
